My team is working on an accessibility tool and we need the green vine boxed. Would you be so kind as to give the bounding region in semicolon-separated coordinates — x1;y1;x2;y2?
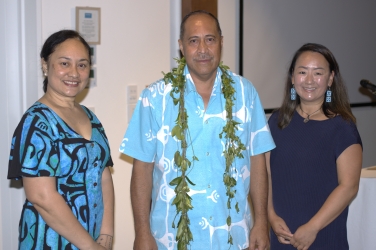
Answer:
163;58;245;250
163;57;197;250
219;64;246;246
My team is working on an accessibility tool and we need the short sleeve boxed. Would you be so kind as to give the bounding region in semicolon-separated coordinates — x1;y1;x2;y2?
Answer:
119;85;159;162
334;120;362;159
8;109;61;179
248;87;276;155
105;157;114;167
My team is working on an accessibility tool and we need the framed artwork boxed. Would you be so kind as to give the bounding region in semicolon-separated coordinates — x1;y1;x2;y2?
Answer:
76;7;101;45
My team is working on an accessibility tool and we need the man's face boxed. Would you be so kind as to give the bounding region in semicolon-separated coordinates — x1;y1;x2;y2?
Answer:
179;14;223;83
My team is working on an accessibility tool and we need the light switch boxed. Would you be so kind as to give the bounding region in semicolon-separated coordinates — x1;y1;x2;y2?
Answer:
127;85;138;104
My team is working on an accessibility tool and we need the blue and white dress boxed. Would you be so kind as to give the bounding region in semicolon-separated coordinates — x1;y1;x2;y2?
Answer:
8;102;113;250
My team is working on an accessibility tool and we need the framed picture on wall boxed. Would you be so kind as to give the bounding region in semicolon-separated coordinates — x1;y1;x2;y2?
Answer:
76;7;101;45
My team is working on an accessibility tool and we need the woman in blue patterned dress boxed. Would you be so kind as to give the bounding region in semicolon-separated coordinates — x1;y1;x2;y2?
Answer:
266;43;362;249
8;30;114;250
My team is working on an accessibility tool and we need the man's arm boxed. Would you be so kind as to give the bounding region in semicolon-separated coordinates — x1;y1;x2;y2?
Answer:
249;153;269;250
131;159;157;250
96;167;115;250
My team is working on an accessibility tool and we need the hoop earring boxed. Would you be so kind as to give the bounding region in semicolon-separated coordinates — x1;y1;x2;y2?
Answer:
291;85;296;100
326;86;332;103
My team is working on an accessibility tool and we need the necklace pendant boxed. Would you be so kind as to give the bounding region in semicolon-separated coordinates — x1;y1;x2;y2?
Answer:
304;117;309;123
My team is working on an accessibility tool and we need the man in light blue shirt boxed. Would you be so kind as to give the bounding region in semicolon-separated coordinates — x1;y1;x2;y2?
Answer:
120;10;275;250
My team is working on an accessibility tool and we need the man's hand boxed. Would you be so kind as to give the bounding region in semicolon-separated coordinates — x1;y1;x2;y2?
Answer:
133;232;158;250
248;223;269;250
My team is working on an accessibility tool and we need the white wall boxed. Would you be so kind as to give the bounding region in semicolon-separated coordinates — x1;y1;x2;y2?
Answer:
0;0;40;249
218;0;239;73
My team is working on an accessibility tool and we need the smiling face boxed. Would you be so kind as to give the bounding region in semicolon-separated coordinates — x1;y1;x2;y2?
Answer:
42;38;90;99
292;51;334;105
178;13;223;84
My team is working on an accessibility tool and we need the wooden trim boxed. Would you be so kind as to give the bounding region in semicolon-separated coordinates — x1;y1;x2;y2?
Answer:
182;0;218;19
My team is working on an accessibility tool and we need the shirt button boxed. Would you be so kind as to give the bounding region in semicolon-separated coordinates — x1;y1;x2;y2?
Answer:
210;216;213;220
94;162;98;167
94;182;97;187
205;120;208;124
208;184;211;188
90;143;94;147
94;203;97;208
206;152;210;156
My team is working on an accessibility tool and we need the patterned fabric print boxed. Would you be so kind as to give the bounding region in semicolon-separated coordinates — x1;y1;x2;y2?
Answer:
120;66;275;250
8;102;113;250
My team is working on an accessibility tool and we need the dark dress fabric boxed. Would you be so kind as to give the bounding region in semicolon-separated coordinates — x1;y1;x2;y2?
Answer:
8;102;113;250
268;111;362;250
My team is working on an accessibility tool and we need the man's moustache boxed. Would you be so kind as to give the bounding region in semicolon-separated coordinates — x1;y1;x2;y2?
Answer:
194;54;213;60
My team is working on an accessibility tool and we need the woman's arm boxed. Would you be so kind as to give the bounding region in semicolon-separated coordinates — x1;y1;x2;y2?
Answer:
265;151;293;244
23;177;106;250
96;167;115;250
290;143;362;249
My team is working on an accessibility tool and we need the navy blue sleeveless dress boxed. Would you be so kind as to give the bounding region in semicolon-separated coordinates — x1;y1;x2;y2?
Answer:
268;111;361;250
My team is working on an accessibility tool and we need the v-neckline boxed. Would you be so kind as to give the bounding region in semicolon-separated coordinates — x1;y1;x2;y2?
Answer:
36;102;93;141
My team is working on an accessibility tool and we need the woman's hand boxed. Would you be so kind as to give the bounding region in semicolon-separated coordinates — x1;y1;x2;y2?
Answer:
269;213;293;244
290;223;318;250
86;243;107;250
96;234;113;250
289;143;362;250
266;151;293;245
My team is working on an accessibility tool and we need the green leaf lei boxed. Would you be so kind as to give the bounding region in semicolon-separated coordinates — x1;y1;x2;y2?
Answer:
163;57;246;250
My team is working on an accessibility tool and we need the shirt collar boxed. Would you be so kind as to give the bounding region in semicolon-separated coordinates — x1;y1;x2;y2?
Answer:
183;65;223;95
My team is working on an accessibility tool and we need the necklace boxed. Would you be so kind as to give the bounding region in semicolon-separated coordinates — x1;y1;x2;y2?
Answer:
299;105;321;123
163;57;245;249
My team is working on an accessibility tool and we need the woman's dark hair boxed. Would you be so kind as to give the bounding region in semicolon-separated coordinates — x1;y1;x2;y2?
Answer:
40;30;91;93
180;10;222;40
277;43;356;129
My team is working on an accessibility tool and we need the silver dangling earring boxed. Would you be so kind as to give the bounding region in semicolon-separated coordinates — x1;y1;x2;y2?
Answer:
291;85;296;100
326;86;332;103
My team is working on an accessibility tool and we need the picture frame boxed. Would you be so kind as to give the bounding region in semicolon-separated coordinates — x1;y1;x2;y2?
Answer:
76;7;101;45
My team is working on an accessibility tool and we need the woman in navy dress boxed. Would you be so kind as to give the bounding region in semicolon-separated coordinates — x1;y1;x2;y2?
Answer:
266;43;362;249
8;30;114;250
